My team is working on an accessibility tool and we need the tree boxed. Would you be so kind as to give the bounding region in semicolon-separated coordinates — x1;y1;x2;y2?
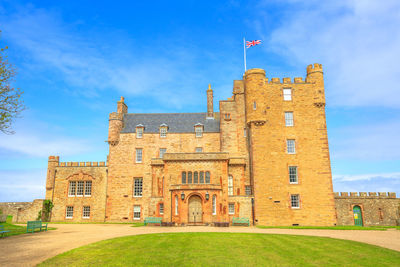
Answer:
0;33;25;134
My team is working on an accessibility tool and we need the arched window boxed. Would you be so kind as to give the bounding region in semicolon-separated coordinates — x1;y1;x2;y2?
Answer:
205;171;210;184
188;171;193;184
194;171;198;184
228;175;233;196
212;195;217;215
175;195;178;215
182;172;186;184
199;171;204;183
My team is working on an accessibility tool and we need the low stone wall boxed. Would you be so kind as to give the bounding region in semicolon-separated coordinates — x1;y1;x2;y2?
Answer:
334;192;400;226
0;199;44;223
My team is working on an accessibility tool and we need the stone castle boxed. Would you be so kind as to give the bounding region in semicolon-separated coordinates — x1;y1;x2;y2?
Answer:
3;64;398;226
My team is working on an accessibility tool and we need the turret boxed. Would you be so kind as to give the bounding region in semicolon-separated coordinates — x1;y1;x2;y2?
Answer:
45;156;59;199
207;84;214;118
244;68;266;125
306;63;325;107
108;97;128;145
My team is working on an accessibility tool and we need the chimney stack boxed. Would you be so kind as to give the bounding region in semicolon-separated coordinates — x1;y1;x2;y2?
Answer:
207;84;214;118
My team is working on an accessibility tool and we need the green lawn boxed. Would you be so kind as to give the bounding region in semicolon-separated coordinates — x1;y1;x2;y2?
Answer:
39;233;400;267
256;225;400;231
0;216;56;237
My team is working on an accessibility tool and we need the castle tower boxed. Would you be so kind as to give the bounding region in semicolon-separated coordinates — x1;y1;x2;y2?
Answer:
244;64;337;226
45;155;59;200
207;84;214;118
108;97;128;145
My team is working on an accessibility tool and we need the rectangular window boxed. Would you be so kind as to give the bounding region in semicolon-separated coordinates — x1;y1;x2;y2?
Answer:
283;88;292;101
133;205;141;220
76;181;84;196
291;194;300;208
244;128;246;137
194;172;198;184
195;127;203;137
285;112;294;126
136;148;143;163
66;206;73;218
83;206;90;218
159;203;164;215
159;148;166;158
160;127;167;138
224;113;231;120
188;172;192;184
228;175;233;196
68;181;76;197
205;171;210;184
182;171;186;184
228;203;235;214
134;178;143;197
199;171;204;183
175;196;179;215
287;139;296;154
85;181;92;196
195;147;203;153
212;195;216;215
289;166;298;184
136;127;143;138
253;101;257;110
245;186;252;195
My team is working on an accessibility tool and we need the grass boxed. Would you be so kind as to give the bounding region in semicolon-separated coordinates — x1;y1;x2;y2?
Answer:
0;216;56;237
39;232;400;267
256;225;400;231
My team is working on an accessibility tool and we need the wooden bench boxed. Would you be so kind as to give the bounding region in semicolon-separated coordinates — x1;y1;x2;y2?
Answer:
144;217;162;226
26;220;48;233
232;217;250;226
0;225;10;237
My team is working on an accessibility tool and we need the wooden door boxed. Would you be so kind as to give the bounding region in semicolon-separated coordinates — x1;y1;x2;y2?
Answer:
188;195;202;223
353;205;363;226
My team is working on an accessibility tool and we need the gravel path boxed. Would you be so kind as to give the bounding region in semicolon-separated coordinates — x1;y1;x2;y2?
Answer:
0;224;399;267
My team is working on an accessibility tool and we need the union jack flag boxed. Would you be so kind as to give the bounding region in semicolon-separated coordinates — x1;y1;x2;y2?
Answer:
246;40;262;48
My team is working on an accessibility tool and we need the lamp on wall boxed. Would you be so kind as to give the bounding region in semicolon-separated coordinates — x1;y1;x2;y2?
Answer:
205;192;209;201
181;192;185;200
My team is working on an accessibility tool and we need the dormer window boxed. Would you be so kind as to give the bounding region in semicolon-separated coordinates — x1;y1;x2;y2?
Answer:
194;123;203;137
160;124;168;138
136;124;144;138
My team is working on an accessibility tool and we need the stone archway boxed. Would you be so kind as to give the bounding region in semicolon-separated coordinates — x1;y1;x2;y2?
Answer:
188;195;202;223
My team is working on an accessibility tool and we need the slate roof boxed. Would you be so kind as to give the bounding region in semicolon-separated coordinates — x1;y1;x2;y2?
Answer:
121;112;220;133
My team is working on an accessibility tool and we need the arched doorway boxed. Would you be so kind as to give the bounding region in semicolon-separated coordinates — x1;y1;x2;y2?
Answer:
188;195;202;223
353;205;363;226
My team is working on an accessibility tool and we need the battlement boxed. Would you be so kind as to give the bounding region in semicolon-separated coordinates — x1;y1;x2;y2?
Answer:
48;156;59;162
307;63;323;74
58;161;106;167
334;192;397;198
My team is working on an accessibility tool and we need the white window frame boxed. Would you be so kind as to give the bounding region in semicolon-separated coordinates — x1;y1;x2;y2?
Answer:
159;148;166;158
175;195;179;215
291;194;300;209
76;181;84;197
212;195;217;215
285;112;294;127
195;126;203;137
68;181;76;197
84;181;92;196
228;175;233;196
228;203;235;214
82;206;90;218
136;127;143;138
245;185;252;195
133;205;141;220
66;206;73;219
283;88;292;101
136;148;143;163
289;166;298;184
134;178;143;197
160;127;167;138
287;139;296;154
159;203;164;215
195;147;203;153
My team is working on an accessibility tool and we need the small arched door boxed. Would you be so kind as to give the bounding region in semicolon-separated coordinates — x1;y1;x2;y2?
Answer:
188;195;202;223
353;205;363;226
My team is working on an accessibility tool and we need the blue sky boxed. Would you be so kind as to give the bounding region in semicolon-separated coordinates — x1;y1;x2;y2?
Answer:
0;0;399;201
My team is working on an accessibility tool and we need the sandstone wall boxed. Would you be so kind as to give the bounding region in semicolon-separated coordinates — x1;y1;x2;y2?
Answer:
0;199;44;223
335;192;400;226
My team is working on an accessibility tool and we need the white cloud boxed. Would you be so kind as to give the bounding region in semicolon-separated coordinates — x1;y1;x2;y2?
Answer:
257;0;400;108
333;172;400;182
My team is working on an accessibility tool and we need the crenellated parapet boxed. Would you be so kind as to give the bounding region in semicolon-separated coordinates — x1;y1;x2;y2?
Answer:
58;161;107;167
334;192;397;198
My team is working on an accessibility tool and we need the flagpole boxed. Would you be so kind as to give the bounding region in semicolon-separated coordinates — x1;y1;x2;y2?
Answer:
243;37;247;73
